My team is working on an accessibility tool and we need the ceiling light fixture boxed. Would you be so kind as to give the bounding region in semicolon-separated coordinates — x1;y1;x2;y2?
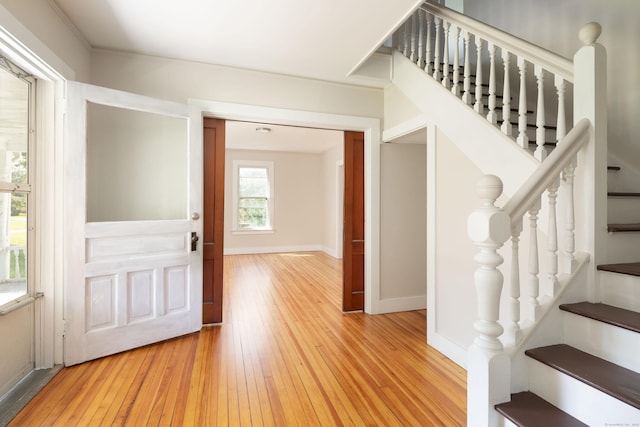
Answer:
255;126;271;133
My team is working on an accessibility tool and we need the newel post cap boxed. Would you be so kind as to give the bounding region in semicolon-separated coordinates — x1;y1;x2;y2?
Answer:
468;175;510;244
579;22;602;45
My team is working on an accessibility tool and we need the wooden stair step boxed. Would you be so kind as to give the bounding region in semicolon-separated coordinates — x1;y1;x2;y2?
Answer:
606;223;640;232
560;302;640;333
495;391;587;427
525;344;640;410
597;261;640;276
608;192;640;197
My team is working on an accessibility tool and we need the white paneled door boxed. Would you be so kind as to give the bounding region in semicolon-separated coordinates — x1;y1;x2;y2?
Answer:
63;82;202;366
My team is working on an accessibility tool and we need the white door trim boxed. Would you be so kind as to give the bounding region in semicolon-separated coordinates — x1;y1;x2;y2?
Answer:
190;99;382;314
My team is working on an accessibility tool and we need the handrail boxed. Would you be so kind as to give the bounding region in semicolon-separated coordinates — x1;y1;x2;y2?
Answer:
504;118;590;221
420;2;574;81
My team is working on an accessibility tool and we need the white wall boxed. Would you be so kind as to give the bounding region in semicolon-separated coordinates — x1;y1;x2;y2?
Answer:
0;0;90;80
379;143;427;312
224;149;326;254
90;51;384;119
464;0;640;181
433;130;482;356
321;143;344;257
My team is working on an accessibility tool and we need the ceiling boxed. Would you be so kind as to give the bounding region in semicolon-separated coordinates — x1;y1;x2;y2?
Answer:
52;0;421;87
226;121;343;153
50;0;423;151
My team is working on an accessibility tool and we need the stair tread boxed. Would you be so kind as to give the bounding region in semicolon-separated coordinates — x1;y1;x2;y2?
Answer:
495;391;588;427
525;344;640;410
560;302;640;333
608;192;640;197
607;223;640;232
598;262;640;276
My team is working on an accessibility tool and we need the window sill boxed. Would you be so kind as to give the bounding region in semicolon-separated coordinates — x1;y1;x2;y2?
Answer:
232;229;275;235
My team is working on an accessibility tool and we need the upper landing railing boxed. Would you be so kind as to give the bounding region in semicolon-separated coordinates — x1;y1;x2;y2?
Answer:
394;2;575;161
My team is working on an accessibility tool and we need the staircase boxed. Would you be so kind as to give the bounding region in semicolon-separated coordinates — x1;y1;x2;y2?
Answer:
387;2;640;426
497;295;640;425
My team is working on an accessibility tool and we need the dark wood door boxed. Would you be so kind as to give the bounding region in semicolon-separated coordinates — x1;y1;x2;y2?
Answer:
203;118;225;323
343;131;365;312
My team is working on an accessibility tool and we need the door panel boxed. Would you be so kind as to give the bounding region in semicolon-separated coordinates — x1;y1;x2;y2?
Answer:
64;82;202;366
343;131;365;312
202;118;225;324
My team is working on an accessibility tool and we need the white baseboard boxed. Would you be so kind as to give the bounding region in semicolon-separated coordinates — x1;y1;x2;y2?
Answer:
321;246;340;259
428;331;467;369
376;295;426;314
224;245;323;255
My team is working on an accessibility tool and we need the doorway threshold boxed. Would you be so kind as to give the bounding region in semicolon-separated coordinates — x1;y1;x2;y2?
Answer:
0;365;63;427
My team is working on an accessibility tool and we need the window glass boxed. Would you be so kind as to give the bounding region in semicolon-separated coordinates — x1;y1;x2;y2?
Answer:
86;103;188;222
233;161;274;231
0;65;31;306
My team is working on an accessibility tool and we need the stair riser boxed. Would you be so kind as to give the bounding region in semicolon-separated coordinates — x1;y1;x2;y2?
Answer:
498;417;518;427
563;312;640;373
607;197;640;224
528;359;639;425
600;271;640;312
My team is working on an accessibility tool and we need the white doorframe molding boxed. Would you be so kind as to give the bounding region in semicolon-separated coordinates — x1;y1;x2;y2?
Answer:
336;160;344;260
190;99;382;314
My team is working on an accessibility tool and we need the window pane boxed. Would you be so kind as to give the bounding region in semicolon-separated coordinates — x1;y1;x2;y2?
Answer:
0;67;29;185
0;195;27;305
239;167;268;198
86;103;188;222
238;198;267;228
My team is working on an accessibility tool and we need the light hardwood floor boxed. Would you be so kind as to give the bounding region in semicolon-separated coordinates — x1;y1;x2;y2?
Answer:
9;252;467;426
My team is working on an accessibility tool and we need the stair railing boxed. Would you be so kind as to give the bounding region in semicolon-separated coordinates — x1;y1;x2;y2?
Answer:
395;2;574;160
466;23;607;427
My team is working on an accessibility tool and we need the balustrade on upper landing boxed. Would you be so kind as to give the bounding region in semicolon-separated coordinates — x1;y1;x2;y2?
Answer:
393;2;576;160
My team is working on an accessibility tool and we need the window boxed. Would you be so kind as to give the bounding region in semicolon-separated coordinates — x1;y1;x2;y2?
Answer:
0;60;33;307
232;160;274;231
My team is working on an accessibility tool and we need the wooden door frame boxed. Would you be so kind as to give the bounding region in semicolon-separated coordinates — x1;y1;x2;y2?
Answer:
192;100;381;314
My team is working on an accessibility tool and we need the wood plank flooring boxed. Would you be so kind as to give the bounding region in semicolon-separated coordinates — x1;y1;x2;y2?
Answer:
9;252;467;426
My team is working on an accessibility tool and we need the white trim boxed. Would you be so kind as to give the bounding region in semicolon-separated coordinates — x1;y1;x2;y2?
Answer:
322;245;339;259
335;160;344;260
429;331;468;368
376;295;426;314
191;99;382;314
0;17;67;373
0;6;72;80
382;115;429;143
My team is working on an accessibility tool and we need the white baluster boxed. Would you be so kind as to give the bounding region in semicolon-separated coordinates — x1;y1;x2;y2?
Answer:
561;158;577;274
441;20;451;88
433;17;442;81
468;175;510;351
417;10;425;68
474;35;484;114
462;31;472;105
425;14;433;75
516;56;529;149
505;221;523;347
486;42;497;124
410;12;417;63
451;25;461;97
548;179;560;296
534;65;547;161
403;20;410;57
527;201;541;322
501;49;513;136
555;75;567;144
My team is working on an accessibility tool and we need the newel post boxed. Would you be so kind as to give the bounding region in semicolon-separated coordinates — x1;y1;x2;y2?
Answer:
467;175;511;427
573;22;607;301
